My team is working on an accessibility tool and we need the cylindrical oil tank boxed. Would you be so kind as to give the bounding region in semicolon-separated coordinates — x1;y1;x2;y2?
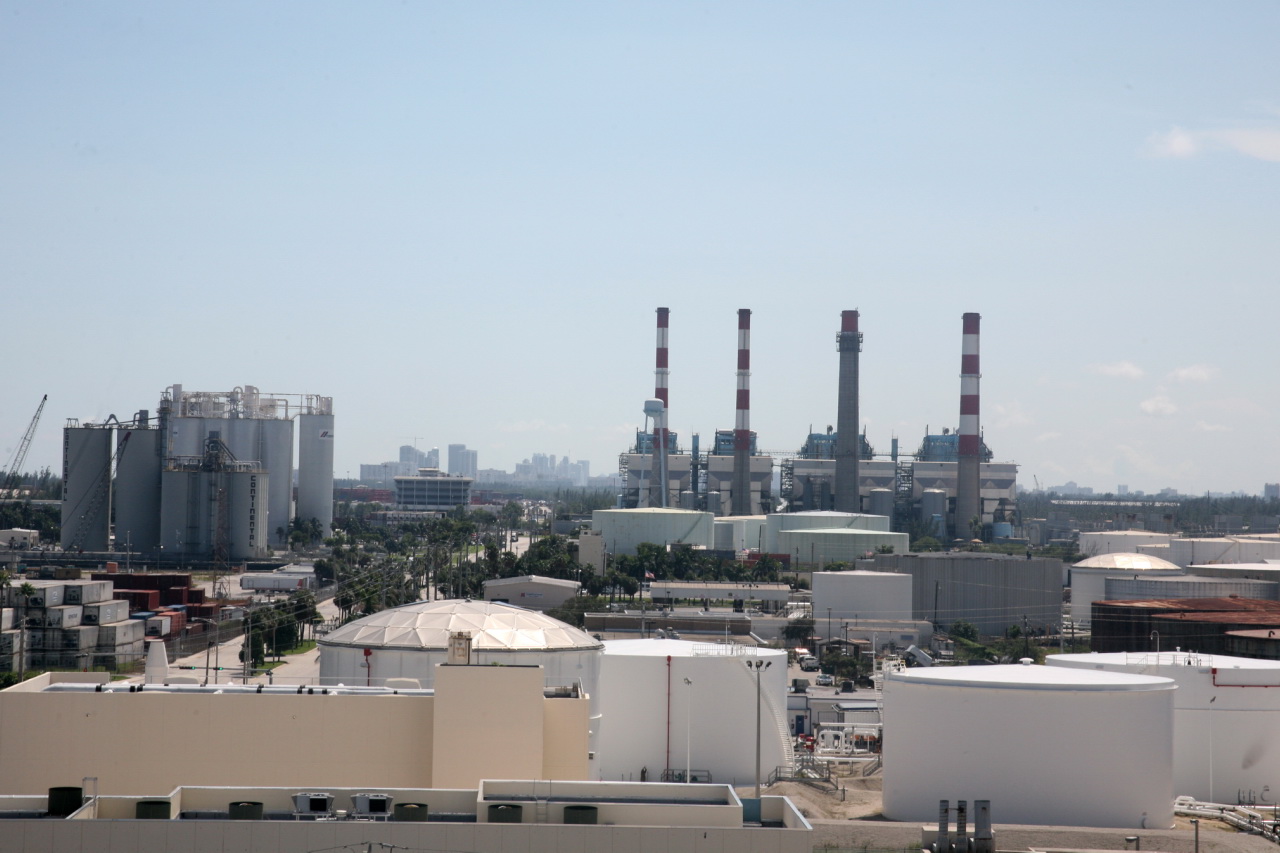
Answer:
868;488;893;519
1048;651;1280;803
135;800;171;820
228;801;263;820
882;664;1175;828
394;802;428;822
679;490;697;510
763;510;890;552
61;426;114;551
488;804;523;823
812;570;912;621
992;521;1014;539
596;639;789;788
920;489;947;526
591;508;715;556
47;787;83;817
114;426;163;555
297;412;335;538
1070;554;1183;624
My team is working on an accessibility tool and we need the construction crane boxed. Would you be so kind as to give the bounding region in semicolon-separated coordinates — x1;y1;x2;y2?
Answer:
2;394;47;494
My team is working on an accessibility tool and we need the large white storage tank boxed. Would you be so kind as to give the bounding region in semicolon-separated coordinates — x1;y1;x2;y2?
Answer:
297;405;335;537
1070;553;1182;625
763;511;889;553
713;515;766;552
811;571;911;621
60;425;114;551
318;599;603;692
1078;530;1173;557
596;640;789;786
591;508;714;556
1048;651;1280;803
778;529;908;565
882;663;1175;828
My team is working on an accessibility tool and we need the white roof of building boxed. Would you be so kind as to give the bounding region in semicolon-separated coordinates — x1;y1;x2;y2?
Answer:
887;663;1174;692
1073;553;1182;571
603;638;788;660
482;575;581;590
320;599;602;652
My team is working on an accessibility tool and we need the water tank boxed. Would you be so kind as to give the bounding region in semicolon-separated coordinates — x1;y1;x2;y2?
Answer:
868;488;893;519
882;664;1174;828
596;640;789;786
47;787;82;817
489;804;523;823
564;805;598;824
228;801;263;820
135;800;171;820
394;802;428;822
679;490;697;510
992;521;1013;539
920;490;947;526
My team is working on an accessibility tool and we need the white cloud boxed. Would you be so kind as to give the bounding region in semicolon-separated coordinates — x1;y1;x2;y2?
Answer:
1168;364;1218;383
1139;396;1177;416
1145;126;1201;159
1144;124;1280;163
1213;129;1280;163
1194;421;1230;433
1090;361;1145;380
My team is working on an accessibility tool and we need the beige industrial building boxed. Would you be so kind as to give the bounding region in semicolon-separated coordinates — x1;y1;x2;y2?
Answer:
0;665;587;796
482;574;581;611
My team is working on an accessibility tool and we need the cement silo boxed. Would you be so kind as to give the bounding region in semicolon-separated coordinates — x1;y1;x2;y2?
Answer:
596;640;790;786
882;663;1175;828
113;425;163;555
60;424;114;551
297;398;334;537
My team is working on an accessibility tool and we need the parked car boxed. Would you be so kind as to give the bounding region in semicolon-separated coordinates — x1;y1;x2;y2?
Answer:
815;673;834;687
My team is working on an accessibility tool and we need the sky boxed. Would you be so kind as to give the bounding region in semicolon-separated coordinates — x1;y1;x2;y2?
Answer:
3;2;1279;496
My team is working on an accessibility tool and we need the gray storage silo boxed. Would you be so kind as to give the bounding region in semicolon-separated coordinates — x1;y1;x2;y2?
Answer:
114;425;163;555
297;400;334;537
61;424;114;551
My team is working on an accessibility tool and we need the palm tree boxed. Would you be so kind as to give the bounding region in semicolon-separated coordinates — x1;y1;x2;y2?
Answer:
16;581;35;682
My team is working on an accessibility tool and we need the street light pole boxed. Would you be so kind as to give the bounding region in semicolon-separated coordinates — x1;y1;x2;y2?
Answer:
746;659;772;799
683;677;693;783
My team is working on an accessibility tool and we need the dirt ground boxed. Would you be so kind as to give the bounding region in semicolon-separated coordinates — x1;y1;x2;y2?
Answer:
743;769;1280;852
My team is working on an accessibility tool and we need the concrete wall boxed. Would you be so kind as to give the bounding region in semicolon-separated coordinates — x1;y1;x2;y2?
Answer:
432;664;544;788
811;571;912;622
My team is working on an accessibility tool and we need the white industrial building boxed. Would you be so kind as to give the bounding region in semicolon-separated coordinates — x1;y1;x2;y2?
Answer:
1078;530;1174;557
482;575;581;611
596;639;790;787
882;663;1175;828
1048;651;1280;803
393;468;474;512
811;571;912;623
590;508;714;556
1069;553;1183;626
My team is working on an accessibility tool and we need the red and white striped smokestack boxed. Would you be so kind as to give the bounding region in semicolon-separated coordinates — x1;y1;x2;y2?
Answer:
652;307;671;508
955;312;982;536
732;309;753;515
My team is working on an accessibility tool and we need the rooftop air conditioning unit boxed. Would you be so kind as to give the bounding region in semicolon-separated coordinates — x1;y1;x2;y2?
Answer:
292;793;334;817
351;793;393;818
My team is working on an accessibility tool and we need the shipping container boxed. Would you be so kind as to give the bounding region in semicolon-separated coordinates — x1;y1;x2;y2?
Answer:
64;581;112;605
61;626;99;649
95;620;145;648
145;616;172;637
82;600;128;625
45;605;83;628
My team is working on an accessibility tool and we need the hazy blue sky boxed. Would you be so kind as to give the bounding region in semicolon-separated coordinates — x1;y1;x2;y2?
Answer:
4;2;1278;495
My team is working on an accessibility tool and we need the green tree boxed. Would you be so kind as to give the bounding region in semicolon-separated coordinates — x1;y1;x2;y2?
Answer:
950;620;979;641
783;616;815;647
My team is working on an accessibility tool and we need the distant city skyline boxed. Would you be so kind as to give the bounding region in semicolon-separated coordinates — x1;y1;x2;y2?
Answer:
5;4;1280;496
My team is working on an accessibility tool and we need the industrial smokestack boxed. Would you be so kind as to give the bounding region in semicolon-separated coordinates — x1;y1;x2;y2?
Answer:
731;309;752;516
653;307;671;508
835;310;862;513
955;312;982;538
